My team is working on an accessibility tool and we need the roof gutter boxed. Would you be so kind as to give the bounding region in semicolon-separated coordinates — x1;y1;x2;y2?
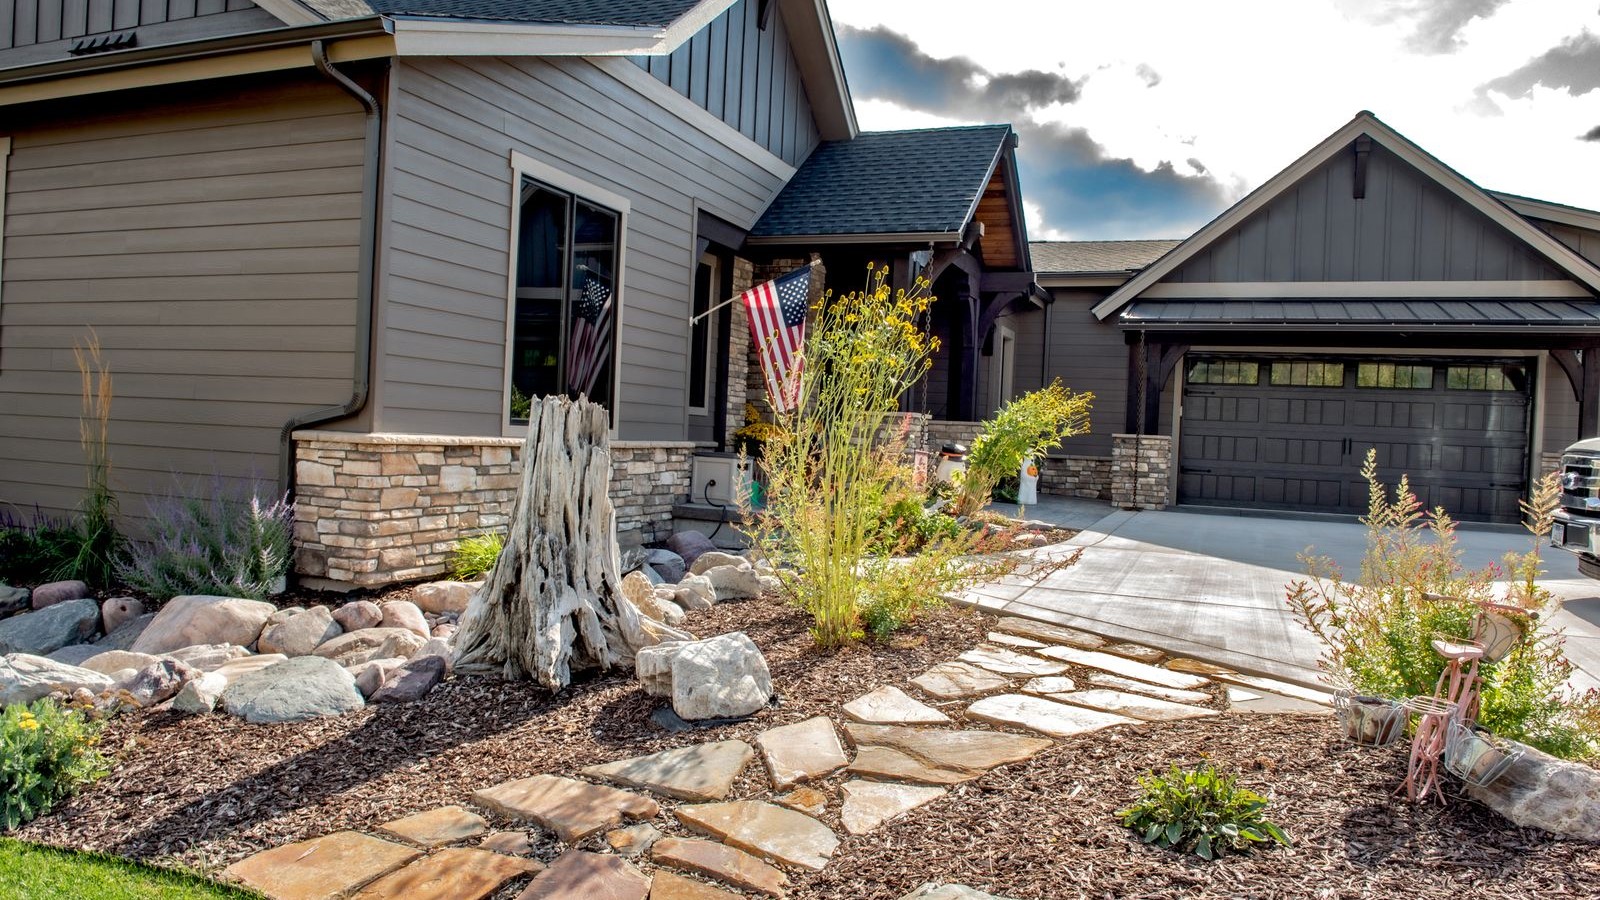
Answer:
0;17;390;88
277;39;383;495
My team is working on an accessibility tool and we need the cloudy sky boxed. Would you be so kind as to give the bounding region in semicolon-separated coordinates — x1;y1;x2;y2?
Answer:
827;0;1600;241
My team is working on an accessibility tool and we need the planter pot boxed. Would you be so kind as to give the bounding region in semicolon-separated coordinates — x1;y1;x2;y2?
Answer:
1337;694;1407;746
1445;724;1523;787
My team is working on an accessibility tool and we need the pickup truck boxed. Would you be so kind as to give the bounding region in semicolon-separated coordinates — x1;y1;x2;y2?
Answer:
1551;437;1600;579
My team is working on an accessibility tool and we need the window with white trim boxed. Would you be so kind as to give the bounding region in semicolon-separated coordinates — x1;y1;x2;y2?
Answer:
504;152;627;427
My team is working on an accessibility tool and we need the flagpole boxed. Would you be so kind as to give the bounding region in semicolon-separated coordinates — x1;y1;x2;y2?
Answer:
689;258;819;325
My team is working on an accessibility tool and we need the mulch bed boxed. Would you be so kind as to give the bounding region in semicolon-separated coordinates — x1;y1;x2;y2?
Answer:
16;597;1600;899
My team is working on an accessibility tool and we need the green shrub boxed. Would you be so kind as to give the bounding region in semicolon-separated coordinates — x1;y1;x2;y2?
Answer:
1118;765;1289;860
451;531;504;580
1;700;110;831
117;480;293;601
1287;450;1600;760
955;380;1093;515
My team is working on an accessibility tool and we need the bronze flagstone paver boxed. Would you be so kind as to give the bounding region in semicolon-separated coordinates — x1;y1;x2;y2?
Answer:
776;786;829;817
222;831;421;900
993;617;1106;649
965;694;1137;739
518;851;650;900
842;685;952;725
848;745;975;786
472;774;659;842
351;847;539;900
674;800;839;872
1019;676;1076;696
1082;672;1211;704
842;723;1052;776
651;836;790;897
580;740;753;801
756;716;849;789
910;661;1010;699
651;871;747;900
959;646;1071;678
1047;689;1217;721
1103;642;1165;664
1165;657;1235;676
374;805;488;847
479;831;534;856
1034;645;1209;690
840;779;946;835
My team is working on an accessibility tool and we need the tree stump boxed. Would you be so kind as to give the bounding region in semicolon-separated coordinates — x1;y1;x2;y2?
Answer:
453;395;688;689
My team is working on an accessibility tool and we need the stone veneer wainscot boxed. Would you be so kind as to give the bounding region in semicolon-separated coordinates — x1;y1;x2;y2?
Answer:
292;431;696;587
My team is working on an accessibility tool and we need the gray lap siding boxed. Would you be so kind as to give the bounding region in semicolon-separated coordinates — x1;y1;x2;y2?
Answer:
379;56;792;442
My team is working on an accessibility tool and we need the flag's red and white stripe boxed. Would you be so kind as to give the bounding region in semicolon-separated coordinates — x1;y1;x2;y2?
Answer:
741;268;810;412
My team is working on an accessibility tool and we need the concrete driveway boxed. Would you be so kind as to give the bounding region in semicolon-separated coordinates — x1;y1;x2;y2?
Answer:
965;498;1600;691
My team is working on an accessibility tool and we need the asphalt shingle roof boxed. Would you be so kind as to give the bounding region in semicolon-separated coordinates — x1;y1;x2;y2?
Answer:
751;125;1012;239
363;0;701;27
1029;240;1182;275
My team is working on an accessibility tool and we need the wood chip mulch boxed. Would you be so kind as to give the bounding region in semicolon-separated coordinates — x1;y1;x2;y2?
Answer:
15;598;1600;899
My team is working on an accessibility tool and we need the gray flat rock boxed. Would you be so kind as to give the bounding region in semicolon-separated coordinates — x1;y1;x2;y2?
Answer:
1049;689;1217;721
219;656;364;723
1207;671;1334;706
842;685;951;725
993;617;1106;649
966;694;1137;738
0;598;100;656
581;740;753;801
958;646;1069;678
1035;645;1209;690
984;632;1045;650
756;716;848;789
910;661;1009;699
1084;672;1212;704
840;779;945;835
1019;676;1076;696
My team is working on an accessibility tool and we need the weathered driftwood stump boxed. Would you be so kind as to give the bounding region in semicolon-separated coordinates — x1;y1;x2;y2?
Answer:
453;395;687;689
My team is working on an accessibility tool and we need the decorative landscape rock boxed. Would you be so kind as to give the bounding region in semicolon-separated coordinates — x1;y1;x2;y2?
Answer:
207;653;288;687
223;831;421;900
164;642;252;672
674;574;716;610
843;685;952;725
370;654;446;703
623;571;685;625
1035;646;1209;690
1202;670;1334;706
605;822;662;857
844;723;1051;785
333;600;384;631
258;605;342;657
581;740;754;801
378;630;427;661
131;595;276;654
776;786;828;817
479;831;533;856
314;628;424;667
647;548;687;583
668;632;772;720
966;694;1137;738
350;657;407;698
376;805;489;847
521;851;650;900
45;643;102;667
1466;741;1600;840
100;597;144;634
411;637;454;671
985;632;1045;650
1104;642;1165;664
0;597;100;656
220;656;366;723
689;551;746;576
651;836;789;897
0;584;28;616
840;779;946;835
1050;688;1217;722
667;531;719;570
94;612;153;651
993;617;1106;649
902;884;1018;900
266;607;303;626
911;661;1010;700
1018;676;1076;696
1082;672;1211;704
379;600;429;637
675;800;839;872
412;581;474;615
959;646;1070;678
757;716;849;789
120;659;198;708
352;847;538;900
702;564;765;602
171;671;227;714
0;653;113;705
30;579;89;610
471;774;659;842
650;871;744;900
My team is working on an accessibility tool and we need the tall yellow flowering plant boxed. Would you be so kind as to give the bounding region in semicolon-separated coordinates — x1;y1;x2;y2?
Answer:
747;267;938;646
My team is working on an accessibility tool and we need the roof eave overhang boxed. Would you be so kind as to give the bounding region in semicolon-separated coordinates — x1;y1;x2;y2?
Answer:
387;3;729;57
1091;112;1600;321
1491;191;1600;233
779;0;856;140
1038;271;1136;287
745;230;962;246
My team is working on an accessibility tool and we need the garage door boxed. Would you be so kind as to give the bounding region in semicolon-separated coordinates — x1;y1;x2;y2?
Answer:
1178;356;1532;522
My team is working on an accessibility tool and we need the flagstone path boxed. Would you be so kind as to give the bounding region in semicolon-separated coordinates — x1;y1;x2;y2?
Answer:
221;614;1333;900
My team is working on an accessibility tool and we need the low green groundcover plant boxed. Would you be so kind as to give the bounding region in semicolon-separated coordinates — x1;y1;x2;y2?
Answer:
1119;764;1290;860
0;839;256;900
451;531;505;581
2;700;110;831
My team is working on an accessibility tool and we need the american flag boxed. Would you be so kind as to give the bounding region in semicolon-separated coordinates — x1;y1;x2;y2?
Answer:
567;272;613;397
742;266;811;412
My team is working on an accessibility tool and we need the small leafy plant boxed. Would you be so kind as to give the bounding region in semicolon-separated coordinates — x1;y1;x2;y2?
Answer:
1118;764;1289;860
451;531;504;581
1;699;110;831
955;380;1093;515
117;478;293;601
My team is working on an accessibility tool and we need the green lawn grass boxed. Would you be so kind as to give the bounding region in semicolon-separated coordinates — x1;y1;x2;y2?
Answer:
0;838;257;899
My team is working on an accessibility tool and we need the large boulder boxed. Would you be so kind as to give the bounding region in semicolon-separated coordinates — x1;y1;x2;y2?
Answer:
100;597;145;635
379;600;429;637
1;654;114;706
636;632;772;721
348;657;407;698
258;606;342;657
0;598;101;656
666;531;718;570
0;584;31;617
80;650;160;675
674;575;715;611
131;595;275;655
314;628;423;667
1466;740;1600;841
165;643;252;672
645;549;687;584
171;671;227;714
371;655;447;704
46;644;103;667
95;612;154;651
701;565;764;602
413;582;475;615
332;600;383;632
688;551;746;576
120;659;199;708
220;656;365;723
30;580;89;610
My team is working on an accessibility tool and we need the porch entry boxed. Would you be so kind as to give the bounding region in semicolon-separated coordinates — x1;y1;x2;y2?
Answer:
1178;353;1534;522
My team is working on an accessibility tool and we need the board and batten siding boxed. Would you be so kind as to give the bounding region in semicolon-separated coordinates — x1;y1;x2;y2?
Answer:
630;0;820;168
379;55;794;441
1168;143;1565;284
0;72;365;519
1010;290;1127;458
0;0;281;68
